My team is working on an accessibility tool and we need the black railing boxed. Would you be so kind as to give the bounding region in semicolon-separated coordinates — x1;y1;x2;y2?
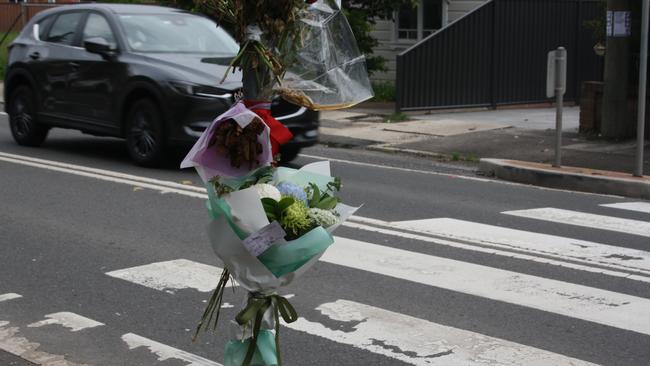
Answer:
396;0;604;111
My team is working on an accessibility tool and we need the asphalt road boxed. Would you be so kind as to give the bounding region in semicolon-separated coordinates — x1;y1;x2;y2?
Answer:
1;113;649;366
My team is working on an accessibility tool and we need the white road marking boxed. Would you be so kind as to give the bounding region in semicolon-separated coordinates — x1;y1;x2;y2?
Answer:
344;220;650;283
0;153;208;199
0;293;22;302
322;237;650;336
0;112;7;116
388;218;650;276
27;312;104;332
0;152;206;192
503;208;650;238
122;333;222;366
0;321;90;366
601;202;650;214
287;299;599;366
299;153;620;197
106;259;229;293
3;151;644;279
115;243;650;336
300;154;493;183
0;150;618;204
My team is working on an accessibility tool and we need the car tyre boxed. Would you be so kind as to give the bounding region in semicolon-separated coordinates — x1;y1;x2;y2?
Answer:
8;85;49;146
125;98;166;167
279;145;300;164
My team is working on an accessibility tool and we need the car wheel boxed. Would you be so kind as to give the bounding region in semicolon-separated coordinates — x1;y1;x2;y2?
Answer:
279;145;300;164
8;85;49;146
125;98;166;167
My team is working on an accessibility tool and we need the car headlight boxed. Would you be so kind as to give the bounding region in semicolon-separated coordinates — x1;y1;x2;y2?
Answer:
169;81;232;99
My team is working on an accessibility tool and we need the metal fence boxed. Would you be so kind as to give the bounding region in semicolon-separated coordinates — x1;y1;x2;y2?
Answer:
0;3;62;34
396;0;604;111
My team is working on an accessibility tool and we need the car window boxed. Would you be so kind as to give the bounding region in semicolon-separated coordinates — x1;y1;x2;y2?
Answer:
36;15;55;41
46;12;83;45
83;13;117;49
118;14;238;54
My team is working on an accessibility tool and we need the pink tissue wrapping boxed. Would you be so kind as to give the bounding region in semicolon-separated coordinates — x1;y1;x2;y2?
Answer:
180;103;274;182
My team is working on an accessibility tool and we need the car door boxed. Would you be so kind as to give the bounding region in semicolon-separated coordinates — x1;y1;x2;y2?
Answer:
66;12;125;130
39;11;85;120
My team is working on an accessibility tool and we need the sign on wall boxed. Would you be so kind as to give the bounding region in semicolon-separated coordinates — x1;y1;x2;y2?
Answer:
607;11;632;37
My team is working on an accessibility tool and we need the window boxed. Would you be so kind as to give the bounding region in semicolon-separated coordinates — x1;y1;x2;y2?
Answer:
397;0;442;41
398;3;418;40
83;13;117;49
45;12;83;45
422;0;442;37
118;14;238;54
36;16;55;41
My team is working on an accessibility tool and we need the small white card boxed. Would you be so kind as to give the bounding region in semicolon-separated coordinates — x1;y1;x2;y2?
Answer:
243;221;286;257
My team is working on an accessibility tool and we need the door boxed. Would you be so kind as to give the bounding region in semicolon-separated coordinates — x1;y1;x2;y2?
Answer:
67;12;124;129
39;11;85;119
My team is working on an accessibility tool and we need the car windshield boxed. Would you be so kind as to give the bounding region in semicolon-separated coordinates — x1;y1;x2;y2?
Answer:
118;13;239;54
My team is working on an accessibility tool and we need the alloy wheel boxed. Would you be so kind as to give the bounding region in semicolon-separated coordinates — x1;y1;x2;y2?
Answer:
130;109;158;158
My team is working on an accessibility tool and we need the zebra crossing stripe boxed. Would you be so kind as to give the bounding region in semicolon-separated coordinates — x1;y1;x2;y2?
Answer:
502;208;650;237
286;299;599;366
122;333;222;366
322;237;650;336
344;221;650;283
111;236;650;337
0;294;22;302
27;312;104;332
600;202;650;214
106;259;229;293
388;218;650;276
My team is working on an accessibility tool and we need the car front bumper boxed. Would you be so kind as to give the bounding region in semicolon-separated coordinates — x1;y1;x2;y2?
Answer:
165;94;319;149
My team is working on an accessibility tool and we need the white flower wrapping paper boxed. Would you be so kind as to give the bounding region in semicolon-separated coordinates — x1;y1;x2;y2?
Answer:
180;102;274;182
208;161;358;293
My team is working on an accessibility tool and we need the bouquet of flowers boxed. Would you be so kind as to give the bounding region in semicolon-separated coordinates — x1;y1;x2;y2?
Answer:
182;1;369;363
182;106;358;366
195;0;373;109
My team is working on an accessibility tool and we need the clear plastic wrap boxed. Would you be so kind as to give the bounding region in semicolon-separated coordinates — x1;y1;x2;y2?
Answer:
277;0;374;110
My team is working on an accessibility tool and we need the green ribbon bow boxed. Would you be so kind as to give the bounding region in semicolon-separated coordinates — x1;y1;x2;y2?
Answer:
235;294;298;366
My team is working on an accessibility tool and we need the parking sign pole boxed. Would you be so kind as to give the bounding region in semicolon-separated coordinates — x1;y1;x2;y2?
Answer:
554;47;566;168
635;0;649;177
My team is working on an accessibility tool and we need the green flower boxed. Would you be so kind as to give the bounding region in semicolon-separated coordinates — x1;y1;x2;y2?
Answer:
281;199;313;238
308;208;339;228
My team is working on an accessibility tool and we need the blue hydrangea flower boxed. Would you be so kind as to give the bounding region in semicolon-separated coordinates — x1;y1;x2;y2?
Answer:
276;182;308;204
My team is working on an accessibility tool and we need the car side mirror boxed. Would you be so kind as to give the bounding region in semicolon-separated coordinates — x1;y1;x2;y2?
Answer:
84;37;114;56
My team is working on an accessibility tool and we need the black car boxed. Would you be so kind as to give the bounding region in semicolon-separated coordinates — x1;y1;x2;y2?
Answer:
3;3;318;166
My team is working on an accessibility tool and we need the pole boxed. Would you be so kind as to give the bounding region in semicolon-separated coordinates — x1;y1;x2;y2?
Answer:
554;47;566;168
20;2;26;29
602;0;633;138
635;0;649;177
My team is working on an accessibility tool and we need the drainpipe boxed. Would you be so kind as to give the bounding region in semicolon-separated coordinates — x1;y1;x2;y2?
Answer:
417;2;424;40
442;0;449;27
634;0;649;177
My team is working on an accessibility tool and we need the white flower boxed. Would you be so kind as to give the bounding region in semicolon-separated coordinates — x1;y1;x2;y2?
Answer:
253;183;282;201
308;208;339;228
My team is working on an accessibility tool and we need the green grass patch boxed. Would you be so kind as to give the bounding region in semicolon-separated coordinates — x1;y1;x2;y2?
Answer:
450;152;480;162
372;81;396;102
383;112;410;123
0;32;19;80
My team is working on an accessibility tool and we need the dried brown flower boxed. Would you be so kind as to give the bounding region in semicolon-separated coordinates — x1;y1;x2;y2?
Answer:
208;118;266;169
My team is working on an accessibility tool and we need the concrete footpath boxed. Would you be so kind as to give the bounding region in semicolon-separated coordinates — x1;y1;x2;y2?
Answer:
320;105;650;199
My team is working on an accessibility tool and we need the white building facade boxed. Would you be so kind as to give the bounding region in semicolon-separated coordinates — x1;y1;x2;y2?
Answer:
370;0;488;82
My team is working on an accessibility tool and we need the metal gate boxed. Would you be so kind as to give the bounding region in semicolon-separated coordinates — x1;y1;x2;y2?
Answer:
396;0;604;111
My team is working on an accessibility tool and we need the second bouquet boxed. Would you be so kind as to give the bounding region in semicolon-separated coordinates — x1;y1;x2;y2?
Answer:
186;138;357;365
